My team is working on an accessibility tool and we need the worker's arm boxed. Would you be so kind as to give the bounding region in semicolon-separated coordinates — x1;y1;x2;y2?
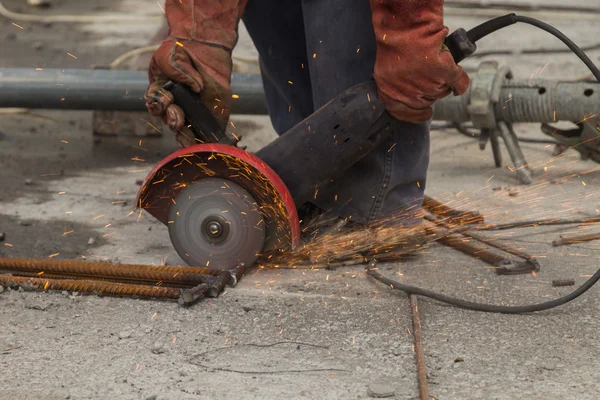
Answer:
145;0;247;146
369;0;470;123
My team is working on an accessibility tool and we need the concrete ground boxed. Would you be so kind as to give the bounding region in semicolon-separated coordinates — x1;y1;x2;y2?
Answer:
1;0;600;399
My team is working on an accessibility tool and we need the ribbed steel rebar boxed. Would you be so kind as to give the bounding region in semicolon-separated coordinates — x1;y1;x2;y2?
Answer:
179;283;209;305
0;258;224;286
410;295;430;400
8;271;199;288
0;275;180;299
436;233;508;266
422;195;484;225
552;233;600;247
207;271;233;298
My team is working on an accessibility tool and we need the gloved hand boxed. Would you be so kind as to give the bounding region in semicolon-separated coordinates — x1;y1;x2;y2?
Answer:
145;0;247;147
369;0;470;123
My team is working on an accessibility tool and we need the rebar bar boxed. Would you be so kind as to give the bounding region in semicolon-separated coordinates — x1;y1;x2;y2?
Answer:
8;271;199;288
205;272;232;298
0;275;181;299
178;284;209;306
422;195;484;225
474;216;600;231
436;233;509;266
410;295;430;400
427;214;536;262
552;233;600;247
552;279;576;287
461;231;534;261
0;258;223;286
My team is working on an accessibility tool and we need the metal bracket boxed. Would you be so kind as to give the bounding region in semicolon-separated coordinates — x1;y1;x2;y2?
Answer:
497;121;532;184
543;115;600;163
468;61;502;129
466;62;532;184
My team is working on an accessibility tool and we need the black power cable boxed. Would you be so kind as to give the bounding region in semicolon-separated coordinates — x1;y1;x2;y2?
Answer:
369;14;600;314
367;265;600;314
466;14;600;81
446;1;600;15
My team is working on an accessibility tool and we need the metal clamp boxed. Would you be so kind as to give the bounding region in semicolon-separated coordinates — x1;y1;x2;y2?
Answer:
463;62;532;184
467;61;512;129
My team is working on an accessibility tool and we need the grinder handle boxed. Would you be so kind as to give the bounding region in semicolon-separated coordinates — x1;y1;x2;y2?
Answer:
162;81;236;146
444;27;477;64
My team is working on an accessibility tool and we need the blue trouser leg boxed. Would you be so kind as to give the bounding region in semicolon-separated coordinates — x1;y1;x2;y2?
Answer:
242;0;430;226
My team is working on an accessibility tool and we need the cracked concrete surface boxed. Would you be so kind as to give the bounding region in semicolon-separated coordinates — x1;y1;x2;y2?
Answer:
1;0;600;399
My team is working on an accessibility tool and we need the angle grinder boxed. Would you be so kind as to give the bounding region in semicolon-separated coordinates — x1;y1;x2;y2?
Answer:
136;14;600;272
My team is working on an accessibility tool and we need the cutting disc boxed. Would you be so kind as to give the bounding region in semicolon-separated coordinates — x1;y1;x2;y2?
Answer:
168;178;266;270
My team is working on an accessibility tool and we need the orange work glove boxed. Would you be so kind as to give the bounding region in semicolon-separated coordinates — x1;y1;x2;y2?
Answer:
370;0;470;123
145;0;247;147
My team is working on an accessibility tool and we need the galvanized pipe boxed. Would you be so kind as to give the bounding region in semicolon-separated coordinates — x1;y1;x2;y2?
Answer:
432;79;600;123
1;68;597;123
0;68;268;114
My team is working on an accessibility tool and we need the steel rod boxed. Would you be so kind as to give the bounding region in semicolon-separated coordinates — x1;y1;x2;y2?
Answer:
0;275;180;299
178;283;209;305
8;270;199;288
422;195;484;225
410;295;430;400
552;233;600;247
436;233;508;266
0;258;225;282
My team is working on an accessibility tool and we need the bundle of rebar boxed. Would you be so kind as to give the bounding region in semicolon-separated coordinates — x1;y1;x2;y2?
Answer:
0;258;248;306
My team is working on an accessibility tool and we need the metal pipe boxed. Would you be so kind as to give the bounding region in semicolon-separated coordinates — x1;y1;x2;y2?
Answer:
1;68;597;124
433;79;600;123
0;68;268;114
